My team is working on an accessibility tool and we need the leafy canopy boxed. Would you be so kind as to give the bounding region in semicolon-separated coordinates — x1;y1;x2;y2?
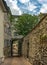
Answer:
14;14;38;36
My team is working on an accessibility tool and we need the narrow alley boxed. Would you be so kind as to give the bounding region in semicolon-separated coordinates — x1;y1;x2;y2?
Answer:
1;57;32;65
0;1;47;65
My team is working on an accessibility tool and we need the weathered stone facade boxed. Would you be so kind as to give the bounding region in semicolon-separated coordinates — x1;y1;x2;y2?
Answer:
0;0;11;63
22;14;47;65
0;5;4;63
4;13;11;57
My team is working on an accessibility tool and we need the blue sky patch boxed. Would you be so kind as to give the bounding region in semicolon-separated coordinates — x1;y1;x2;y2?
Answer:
5;0;47;15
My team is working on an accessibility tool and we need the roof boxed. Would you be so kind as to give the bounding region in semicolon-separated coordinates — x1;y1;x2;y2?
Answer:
0;0;9;12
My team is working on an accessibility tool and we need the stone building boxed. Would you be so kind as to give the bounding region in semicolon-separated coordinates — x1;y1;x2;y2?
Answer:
4;13;11;57
22;14;47;65
0;0;11;63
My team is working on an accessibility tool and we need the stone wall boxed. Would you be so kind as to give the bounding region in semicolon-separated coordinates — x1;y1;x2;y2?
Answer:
4;13;11;57
22;15;47;65
0;6;4;63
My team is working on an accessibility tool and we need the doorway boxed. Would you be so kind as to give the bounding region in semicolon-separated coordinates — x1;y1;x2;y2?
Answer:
27;42;29;58
11;39;22;57
12;40;19;57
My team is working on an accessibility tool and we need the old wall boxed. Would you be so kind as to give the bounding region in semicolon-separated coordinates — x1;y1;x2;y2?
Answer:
22;15;47;65
0;6;4;62
4;13;11;57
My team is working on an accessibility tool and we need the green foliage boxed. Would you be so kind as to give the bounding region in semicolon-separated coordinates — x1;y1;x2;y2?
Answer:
38;13;44;19
9;14;15;22
9;14;38;36
15;14;38;36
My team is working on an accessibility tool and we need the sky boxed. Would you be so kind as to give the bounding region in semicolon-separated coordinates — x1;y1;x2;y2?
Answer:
4;0;47;15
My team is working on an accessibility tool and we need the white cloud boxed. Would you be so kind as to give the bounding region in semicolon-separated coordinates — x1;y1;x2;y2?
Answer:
5;0;22;15
8;0;12;2
40;4;47;13
11;1;19;9
38;0;47;4
38;0;47;13
28;2;37;11
5;0;47;15
10;8;22;15
19;0;29;3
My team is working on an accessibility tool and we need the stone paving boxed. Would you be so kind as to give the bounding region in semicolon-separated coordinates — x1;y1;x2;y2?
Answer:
1;57;32;65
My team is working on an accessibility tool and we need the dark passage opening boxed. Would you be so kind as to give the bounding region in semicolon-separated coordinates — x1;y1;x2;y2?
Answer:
11;39;23;57
27;42;29;58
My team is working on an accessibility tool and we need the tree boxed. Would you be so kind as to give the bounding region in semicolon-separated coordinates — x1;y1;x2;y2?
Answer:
14;14;38;36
